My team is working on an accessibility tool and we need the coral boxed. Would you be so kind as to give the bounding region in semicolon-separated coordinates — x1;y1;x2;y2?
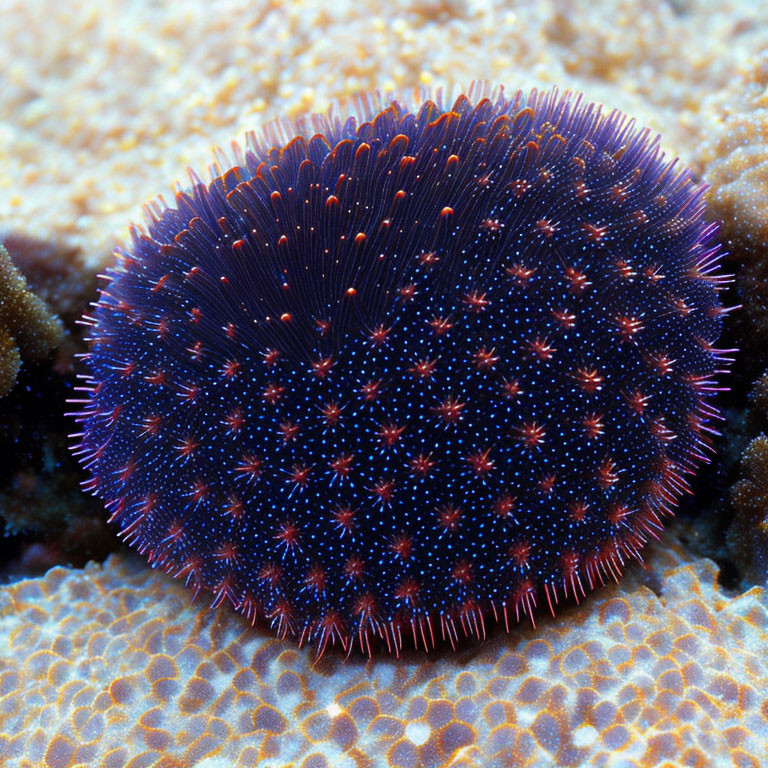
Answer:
728;369;768;586
0;243;63;397
748;369;768;424
0;235;109;573
0;233;97;331
730;434;768;585
1;0;767;265
695;51;768;371
691;51;768;587
0;429;114;570
0;534;766;767
72;86;729;655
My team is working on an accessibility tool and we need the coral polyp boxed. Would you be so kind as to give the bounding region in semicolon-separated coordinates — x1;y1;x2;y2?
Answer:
0;243;64;397
71;85;729;656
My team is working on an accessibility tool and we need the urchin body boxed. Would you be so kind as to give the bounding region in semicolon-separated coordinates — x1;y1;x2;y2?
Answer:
72;86;728;655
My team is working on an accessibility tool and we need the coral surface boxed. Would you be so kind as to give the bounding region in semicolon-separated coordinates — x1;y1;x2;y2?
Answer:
0;233;97;332
0;235;108;571
0;535;765;767
1;0;767;266
730;434;768;585
0;243;63;397
0;0;766;763
693;49;768;590
698;52;768;252
728;368;768;586
696;51;768;373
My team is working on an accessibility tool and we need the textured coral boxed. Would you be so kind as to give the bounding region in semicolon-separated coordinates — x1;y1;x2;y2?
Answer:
728;369;768;586
0;243;64;397
698;51;768;252
0;235;108;572
695;52;768;370
1;0;767;266
697;50;768;231
0;535;766;767
71;86;728;654
0;234;94;326
730;434;768;585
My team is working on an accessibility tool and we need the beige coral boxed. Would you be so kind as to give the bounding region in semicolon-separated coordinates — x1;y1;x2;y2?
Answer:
730;432;768;585
697;51;768;248
0;1;766;766
691;50;768;586
0;535;766;767
695;51;768;354
1;0;767;266
0;243;64;396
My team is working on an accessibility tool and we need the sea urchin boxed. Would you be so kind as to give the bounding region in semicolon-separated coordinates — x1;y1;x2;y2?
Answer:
71;84;730;656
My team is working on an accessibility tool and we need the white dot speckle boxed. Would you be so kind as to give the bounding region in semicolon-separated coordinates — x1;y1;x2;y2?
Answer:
405;721;431;745
326;702;342;718
573;724;600;748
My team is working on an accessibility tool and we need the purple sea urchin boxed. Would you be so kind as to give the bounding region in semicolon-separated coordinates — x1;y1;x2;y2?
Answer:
71;85;730;656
